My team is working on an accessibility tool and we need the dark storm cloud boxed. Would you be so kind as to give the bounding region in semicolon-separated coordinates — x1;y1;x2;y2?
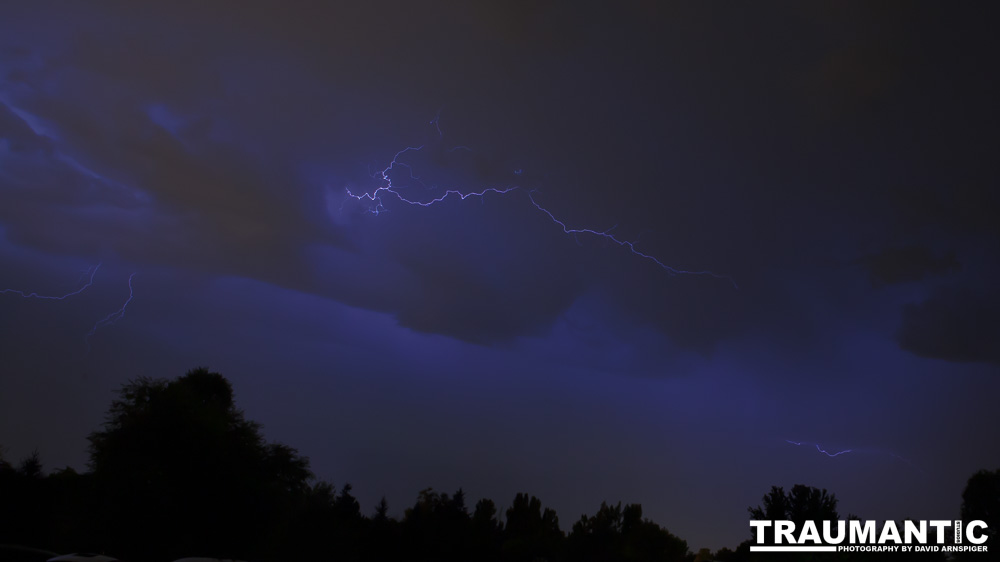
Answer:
856;245;959;287
889;183;1000;237
1;0;997;354
0;1;760;350
0;7;593;345
897;286;1000;365
0;101;54;154
2;2;1000;553
0;91;325;272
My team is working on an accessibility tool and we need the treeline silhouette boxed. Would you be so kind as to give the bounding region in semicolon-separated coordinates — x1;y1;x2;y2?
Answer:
0;368;996;562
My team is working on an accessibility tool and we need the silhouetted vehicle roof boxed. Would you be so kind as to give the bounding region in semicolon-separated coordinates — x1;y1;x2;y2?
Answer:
47;555;117;562
172;559;248;562
0;545;60;562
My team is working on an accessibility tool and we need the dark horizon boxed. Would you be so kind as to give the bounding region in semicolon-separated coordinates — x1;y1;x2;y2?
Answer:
1;1;999;552
1;366;991;561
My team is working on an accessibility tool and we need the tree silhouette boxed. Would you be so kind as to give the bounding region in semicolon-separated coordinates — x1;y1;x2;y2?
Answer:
400;487;475;561
570;501;624;560
12;366;990;562
568;501;688;562
471;497;504;560
747;484;838;546
373;496;390;522
0;450;49;549
363;494;401;561
87;368;312;561
958;468;999;559
502;493;564;561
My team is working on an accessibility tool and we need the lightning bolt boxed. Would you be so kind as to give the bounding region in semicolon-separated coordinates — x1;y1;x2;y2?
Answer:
430;109;443;138
527;191;737;286
0;264;101;300
344;132;735;286
85;272;136;351
786;440;854;458
346;146;518;215
784;439;929;475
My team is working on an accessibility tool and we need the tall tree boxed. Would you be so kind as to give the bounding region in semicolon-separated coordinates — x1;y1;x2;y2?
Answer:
502;493;564;562
87;368;312;561
748;484;838;546
959;468;999;559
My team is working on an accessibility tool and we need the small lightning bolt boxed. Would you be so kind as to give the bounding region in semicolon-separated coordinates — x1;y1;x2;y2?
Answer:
785;439;928;475
85;272;136;351
785;440;853;458
430;109;443;138
0;264;101;300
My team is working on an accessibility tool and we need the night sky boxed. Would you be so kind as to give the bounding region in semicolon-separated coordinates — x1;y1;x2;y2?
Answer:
1;1;998;550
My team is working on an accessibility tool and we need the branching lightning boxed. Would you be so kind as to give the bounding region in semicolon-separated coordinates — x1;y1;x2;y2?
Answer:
2;265;139;352
346;146;518;216
0;264;101;300
85;272;136;351
344;131;735;286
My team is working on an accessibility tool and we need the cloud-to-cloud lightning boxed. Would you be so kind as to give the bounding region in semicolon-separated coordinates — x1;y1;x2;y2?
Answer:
526;191;737;286
0;264;101;300
346;145;517;216
345;137;734;286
